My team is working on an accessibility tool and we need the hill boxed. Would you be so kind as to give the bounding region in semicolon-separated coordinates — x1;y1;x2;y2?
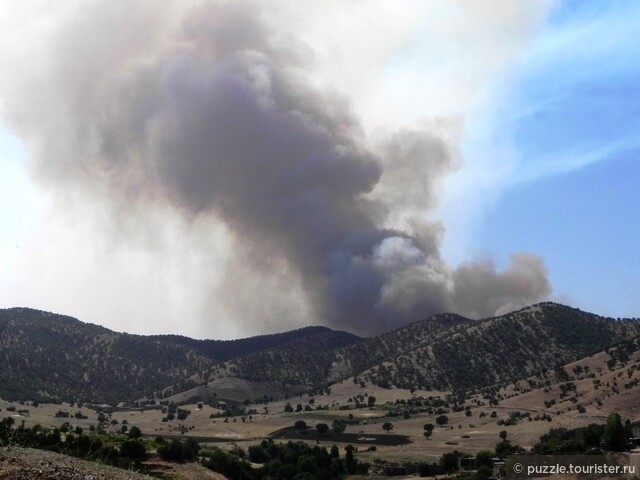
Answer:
0;308;215;404
199;303;640;395
1;303;639;406
207;312;471;390
0;308;361;404
361;302;640;392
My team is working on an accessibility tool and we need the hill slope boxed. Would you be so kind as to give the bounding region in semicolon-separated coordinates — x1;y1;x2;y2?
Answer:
496;332;640;420
0;308;361;404
154;325;362;362
206;312;472;389
0;308;216;404
2;303;639;405
203;303;640;394
362;302;640;392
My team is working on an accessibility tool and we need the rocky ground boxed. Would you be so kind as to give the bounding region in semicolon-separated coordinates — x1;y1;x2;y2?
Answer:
0;447;229;480
0;446;155;480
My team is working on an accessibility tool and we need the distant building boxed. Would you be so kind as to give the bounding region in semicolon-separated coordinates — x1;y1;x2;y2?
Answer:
492;458;506;480
459;457;477;471
631;425;640;446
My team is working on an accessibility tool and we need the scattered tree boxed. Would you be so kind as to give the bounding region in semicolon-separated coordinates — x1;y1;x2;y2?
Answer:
330;445;339;458
604;412;626;451
367;396;376;409
315;423;329;436
436;415;449;426
332;419;347;435
345;444;357;474
439;452;458;473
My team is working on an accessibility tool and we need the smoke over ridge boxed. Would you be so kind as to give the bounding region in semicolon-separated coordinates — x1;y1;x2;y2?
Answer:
0;1;550;335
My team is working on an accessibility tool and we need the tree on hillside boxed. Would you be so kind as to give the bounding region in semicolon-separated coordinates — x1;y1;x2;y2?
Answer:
423;423;434;440
294;420;307;432
382;422;394;433
367;396;376;408
436;414;449;426
495;437;524;458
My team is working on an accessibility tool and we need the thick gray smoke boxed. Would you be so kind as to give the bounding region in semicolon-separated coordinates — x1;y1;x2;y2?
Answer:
0;1;550;335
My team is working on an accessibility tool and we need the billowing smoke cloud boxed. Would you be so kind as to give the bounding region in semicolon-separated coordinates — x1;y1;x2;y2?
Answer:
0;1;550;335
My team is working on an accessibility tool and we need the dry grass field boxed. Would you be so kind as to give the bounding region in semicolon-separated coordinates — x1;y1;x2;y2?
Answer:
3;357;638;468
3;335;640;476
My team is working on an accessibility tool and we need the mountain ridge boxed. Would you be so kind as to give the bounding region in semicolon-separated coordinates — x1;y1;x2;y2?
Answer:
152;325;362;363
202;302;640;394
1;303;639;406
0;307;362;403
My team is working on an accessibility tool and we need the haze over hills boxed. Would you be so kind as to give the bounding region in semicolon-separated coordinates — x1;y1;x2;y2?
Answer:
1;303;639;407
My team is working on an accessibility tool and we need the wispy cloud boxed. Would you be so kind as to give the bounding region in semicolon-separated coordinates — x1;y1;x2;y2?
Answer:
507;1;640;181
438;0;640;262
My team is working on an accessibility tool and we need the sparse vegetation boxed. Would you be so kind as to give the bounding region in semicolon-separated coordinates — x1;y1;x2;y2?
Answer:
203;440;369;479
2;303;640;478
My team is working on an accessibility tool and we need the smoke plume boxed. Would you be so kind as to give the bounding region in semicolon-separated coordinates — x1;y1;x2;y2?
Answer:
0;1;550;335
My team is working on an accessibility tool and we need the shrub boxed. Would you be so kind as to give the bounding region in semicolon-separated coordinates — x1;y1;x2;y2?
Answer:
119;439;146;461
158;438;200;462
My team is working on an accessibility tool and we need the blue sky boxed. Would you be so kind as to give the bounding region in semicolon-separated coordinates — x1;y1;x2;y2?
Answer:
466;0;640;317
0;0;638;336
